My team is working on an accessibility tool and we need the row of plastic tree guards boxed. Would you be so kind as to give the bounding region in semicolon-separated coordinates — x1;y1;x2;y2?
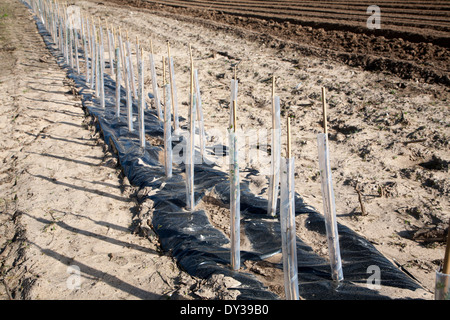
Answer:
26;0;345;300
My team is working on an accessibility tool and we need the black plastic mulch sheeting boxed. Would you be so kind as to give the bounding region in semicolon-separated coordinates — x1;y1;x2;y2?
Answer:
33;11;426;300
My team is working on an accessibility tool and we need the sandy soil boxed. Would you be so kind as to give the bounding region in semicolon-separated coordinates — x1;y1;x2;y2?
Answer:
1;0;449;300
75;0;448;296
0;0;233;300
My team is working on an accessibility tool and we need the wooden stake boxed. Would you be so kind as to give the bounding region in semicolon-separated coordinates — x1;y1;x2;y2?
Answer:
355;185;368;216
272;75;275;99
162;55;166;85
162;55;166;112
287;115;291;159
189;43;194;101
321;87;328;134
167;40;171;59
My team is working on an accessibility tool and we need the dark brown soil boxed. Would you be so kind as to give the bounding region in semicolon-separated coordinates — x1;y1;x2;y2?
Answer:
103;0;450;85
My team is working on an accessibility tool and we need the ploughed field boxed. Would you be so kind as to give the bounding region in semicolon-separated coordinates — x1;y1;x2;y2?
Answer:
109;0;450;85
135;0;450;38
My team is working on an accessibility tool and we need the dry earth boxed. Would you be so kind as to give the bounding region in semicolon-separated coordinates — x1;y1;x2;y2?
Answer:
111;0;450;86
1;0;449;300
0;0;236;300
75;0;448;296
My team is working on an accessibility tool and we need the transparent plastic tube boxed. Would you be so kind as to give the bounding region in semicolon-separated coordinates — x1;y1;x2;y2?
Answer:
118;34;127;97
138;52;145;148
52;11;57;44
194;69;205;159
92;24;98;70
149;53;162;119
125;56;133;132
136;42;140;80
164;84;173;178
83;18;90;83
69;25;73;69
317;133;344;282
280;157;299;300
95;43;100;98
100;44;105;108
71;27;75;69
169;57;180;135
74;29;79;74
229;79;238;125
115;47;121;118
108;29;114;76
229;130;240;270
126;40;137;99
90;33;95;90
435;270;450;300
62;19;66;57
63;23;68;63
98;28;105;80
61;20;68;64
59;17;63;53
268;96;281;216
185;93;196;210
99;25;104;53
59;17;63;52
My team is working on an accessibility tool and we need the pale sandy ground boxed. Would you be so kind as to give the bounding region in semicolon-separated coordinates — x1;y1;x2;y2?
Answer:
0;0;235;300
71;0;447;298
1;0;448;300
